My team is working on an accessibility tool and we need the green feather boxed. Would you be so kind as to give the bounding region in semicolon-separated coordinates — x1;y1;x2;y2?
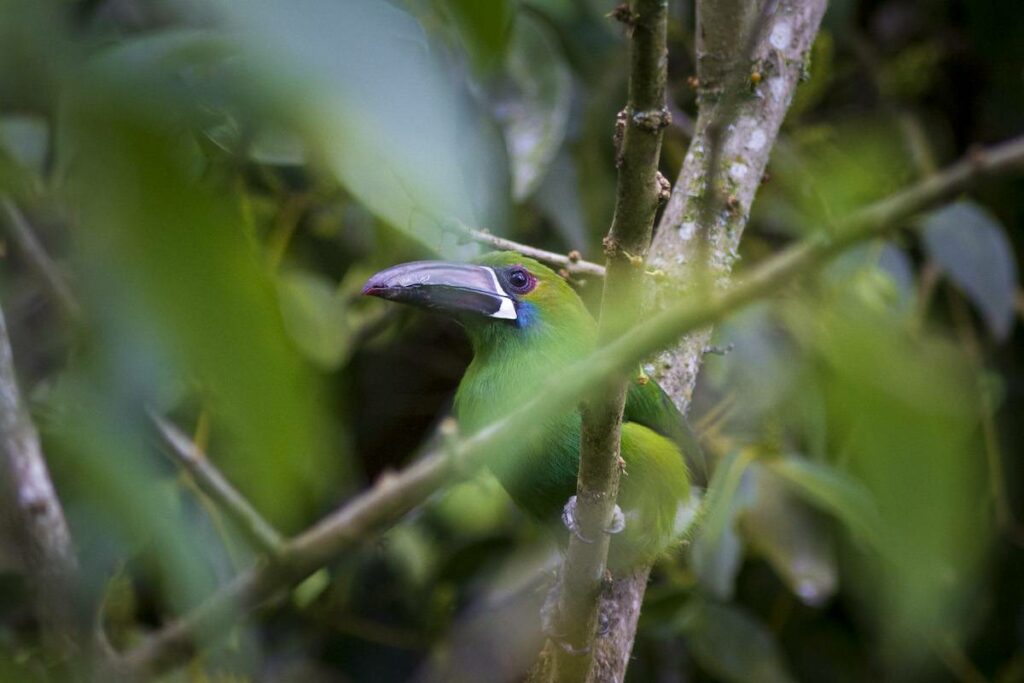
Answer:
452;252;697;570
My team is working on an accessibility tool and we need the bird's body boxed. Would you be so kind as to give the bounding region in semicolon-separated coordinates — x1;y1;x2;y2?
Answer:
364;251;700;570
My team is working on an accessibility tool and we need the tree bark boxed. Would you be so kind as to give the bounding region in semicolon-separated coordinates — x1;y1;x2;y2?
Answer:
582;3;828;681
650;0;828;409
0;304;79;653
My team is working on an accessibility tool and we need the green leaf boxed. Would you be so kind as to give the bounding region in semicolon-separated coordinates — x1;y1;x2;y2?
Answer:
497;13;572;200
439;0;515;72
740;464;838;606
922;200;1018;340
689;450;756;599
676;599;796;683
61;50;336;531
225;0;510;254
0;115;48;174
277;270;350;370
825;241;916;316
766;455;884;550
702;304;798;427
533;149;589;247
292;568;331;609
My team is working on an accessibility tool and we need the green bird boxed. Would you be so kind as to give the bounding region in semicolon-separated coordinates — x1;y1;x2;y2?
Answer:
363;251;703;570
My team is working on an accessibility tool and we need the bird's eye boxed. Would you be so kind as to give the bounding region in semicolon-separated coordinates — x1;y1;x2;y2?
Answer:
506;267;534;293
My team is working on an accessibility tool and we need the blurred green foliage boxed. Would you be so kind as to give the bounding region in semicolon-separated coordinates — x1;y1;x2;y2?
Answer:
0;0;1022;681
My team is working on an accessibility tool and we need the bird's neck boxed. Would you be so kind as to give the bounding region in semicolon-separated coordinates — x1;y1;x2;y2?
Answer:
454;321;592;434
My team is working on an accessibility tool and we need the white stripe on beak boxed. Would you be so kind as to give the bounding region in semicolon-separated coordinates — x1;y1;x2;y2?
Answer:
485;267;518;320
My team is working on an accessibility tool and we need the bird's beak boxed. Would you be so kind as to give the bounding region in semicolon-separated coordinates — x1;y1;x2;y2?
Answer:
362;261;518;321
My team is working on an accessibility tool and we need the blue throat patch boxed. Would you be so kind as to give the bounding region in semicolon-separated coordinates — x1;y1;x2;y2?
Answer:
515;301;537;329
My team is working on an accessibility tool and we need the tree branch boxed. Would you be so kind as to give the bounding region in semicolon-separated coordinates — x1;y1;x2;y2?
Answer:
563;2;826;679
116;134;1024;679
649;0;827;407
446;222;606;278
0;197;83;322
149;413;286;557
538;1;672;681
0;303;79;652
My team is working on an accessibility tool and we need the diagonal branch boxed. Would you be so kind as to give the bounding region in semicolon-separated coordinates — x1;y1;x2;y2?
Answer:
0;303;80;652
0;198;83;322
116;133;1024;679
149;413;286;557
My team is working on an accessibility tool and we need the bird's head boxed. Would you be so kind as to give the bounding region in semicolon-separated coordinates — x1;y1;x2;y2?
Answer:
362;251;595;353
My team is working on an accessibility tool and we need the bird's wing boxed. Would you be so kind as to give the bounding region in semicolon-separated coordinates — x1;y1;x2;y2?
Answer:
623;376;708;486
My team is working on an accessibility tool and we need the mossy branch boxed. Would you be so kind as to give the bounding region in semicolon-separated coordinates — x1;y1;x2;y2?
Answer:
541;0;672;681
650;0;828;407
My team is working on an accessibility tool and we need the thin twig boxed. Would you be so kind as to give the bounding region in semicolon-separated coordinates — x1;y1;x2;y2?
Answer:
116;135;1024;679
0;197;83;322
446;222;606;278
149;413;287;556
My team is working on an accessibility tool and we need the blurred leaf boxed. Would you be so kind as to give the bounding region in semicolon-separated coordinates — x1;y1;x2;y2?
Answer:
433;473;512;537
767;456;883;550
922;200;1018;340
278;269;350;370
0;115;48;174
496;13;572;200
45;382;221;615
787;30;835;119
740;464;838;606
825;241;916;316
293;568;331;609
878;40;944;101
226;0;509;255
703;304;797;430
60;41;335;531
676;599;796;683
206;118;307;167
691;522;743;601
771;122;912;235
385;525;437;587
438;0;515;72
790;298;989;665
690;450;755;599
533;149;589;247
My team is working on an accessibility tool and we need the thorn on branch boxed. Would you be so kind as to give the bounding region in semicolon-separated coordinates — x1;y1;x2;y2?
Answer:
602;235;621;259
657;172;672;205
603;236;645;267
